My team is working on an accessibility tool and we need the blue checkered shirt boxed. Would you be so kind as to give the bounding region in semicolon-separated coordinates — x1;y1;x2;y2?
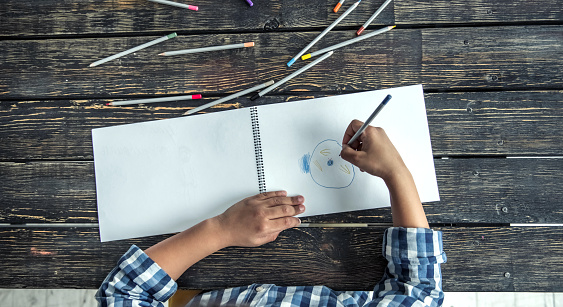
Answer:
96;227;446;307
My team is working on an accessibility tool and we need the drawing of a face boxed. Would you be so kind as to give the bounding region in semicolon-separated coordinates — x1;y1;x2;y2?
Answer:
299;139;355;189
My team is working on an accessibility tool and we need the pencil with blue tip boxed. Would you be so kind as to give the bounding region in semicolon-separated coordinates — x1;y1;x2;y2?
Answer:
89;33;177;67
286;0;361;67
301;26;395;61
347;94;392;145
356;0;393;35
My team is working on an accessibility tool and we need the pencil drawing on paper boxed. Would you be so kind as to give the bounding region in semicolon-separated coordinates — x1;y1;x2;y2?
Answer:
299;139;355;189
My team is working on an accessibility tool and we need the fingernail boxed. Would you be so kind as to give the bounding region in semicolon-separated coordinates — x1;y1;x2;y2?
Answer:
297;196;304;202
298;204;305;212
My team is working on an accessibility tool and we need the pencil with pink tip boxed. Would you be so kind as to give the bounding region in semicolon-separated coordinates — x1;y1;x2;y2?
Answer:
356;0;392;35
148;0;198;11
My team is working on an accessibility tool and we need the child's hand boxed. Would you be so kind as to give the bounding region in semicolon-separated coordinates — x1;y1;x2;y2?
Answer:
340;120;407;182
213;191;305;247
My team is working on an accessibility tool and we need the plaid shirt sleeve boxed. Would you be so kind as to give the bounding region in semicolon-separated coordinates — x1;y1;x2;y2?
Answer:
95;245;178;307
368;227;447;307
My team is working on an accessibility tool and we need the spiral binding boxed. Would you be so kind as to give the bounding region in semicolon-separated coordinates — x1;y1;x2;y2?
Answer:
250;107;266;193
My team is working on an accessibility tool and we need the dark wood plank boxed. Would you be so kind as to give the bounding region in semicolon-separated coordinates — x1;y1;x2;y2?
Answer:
1;0;561;37
396;0;563;24
0;226;561;292
1;91;561;160
1;158;561;224
0;0;393;37
1;26;561;99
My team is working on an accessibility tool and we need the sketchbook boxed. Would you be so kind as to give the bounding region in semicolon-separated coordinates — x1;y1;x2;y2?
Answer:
92;84;439;242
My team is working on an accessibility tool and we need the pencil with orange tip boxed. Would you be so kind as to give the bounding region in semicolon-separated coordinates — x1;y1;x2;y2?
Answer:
333;0;345;13
356;0;393;35
159;42;255;56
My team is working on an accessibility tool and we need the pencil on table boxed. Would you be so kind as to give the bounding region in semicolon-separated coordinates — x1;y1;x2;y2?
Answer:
301;26;395;61
356;0;392;35
184;80;274;115
251;51;334;101
333;0;345;13
148;0;198;11
159;42;255;56
89;33;177;67
106;94;202;106
286;0;361;67
244;0;254;7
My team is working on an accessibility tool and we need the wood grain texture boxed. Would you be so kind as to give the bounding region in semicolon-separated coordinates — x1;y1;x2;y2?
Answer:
1;91;561;160
396;0;563;24
1;158;561;224
1;0;561;37
1;26;561;99
0;226;561;291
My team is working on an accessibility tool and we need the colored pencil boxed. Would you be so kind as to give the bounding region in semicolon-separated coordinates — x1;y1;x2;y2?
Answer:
184;80;274;115
301;25;394;61
159;42;255;56
333;0;345;13
245;0;254;7
251;51;333;101
356;0;393;35
89;33;177;67
347;94;391;145
148;0;198;11
107;94;202;106
286;0;361;67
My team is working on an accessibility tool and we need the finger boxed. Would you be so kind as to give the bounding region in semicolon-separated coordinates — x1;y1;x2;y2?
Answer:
267;203;305;219
342;120;364;148
340;144;366;166
269;216;302;233
254;190;287;200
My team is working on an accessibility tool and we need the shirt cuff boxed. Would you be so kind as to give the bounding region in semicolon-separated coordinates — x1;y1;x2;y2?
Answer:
382;227;447;266
117;245;178;302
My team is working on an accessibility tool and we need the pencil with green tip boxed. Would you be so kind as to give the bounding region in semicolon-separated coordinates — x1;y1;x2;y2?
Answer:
286;0;361;67
357;0;393;35
90;33;177;67
301;26;395;61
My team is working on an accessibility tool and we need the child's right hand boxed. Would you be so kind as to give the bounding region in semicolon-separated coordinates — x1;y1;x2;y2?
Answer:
340;120;407;182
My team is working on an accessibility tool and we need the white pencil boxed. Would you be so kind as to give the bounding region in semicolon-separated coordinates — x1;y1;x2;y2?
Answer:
148;0;198;11
184;80;275;115
107;94;202;106
251;51;334;101
286;0;361;67
301;26;395;61
356;0;393;35
89;33;177;67
159;42;255;56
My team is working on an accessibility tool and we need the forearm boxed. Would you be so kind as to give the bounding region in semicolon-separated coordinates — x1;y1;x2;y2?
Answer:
385;167;429;228
145;217;227;280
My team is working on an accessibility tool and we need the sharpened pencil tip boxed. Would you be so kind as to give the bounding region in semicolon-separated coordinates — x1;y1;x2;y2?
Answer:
105;103;111;106
158;53;165;56
89;63;95;67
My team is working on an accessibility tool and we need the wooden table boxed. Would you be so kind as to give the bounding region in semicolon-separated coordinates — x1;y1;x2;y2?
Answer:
1;0;562;292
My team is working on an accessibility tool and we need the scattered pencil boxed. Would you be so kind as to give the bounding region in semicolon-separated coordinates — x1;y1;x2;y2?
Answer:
333;0;345;13
245;0;254;7
301;26;395;61
252;51;334;101
107;94;202;106
89;33;177;67
148;0;198;11
184;80;274;115
286;0;361;67
159;42;255;56
356;0;392;35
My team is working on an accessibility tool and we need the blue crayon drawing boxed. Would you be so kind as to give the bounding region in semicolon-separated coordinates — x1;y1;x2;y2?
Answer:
299;139;355;189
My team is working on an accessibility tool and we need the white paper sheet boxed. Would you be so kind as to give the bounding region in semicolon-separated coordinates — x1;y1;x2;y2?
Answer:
92;108;258;242
257;84;439;217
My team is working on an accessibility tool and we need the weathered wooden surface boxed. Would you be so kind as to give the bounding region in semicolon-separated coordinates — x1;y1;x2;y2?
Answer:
1;26;561;99
1;158;561;224
1;0;561;37
0;226;561;291
1;91;561;160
